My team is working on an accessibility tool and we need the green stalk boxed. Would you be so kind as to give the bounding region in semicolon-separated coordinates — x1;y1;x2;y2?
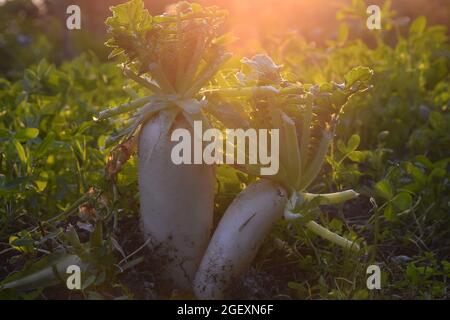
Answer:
148;62;176;94
123;68;162;94
279;85;304;95
105;101;170;147
178;37;207;94
184;52;232;98
123;86;139;99
302;190;359;205
200;86;279;98
300;101;312;171
305;220;360;251
270;110;288;183
0;254;85;291
175;14;186;92
222;132;289;186
298;129;333;190
96;96;154;121
199;85;302;98
281;112;302;189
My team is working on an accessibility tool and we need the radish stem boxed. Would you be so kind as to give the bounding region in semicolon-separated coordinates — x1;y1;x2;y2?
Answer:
302;190;359;205
200;85;280;98
123;68;162;94
300;101;312;171
299;128;333;190
305;221;360;251
96;96;154;121
281;112;302;189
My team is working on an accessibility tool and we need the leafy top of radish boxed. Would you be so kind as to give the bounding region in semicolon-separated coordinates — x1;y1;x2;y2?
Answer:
104;0;230;92
97;1;234;148
207;54;373;193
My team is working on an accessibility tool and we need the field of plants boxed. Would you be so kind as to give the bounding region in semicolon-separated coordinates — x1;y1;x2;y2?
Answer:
0;0;449;300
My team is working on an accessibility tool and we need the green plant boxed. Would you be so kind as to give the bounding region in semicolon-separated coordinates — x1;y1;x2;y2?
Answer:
264;0;449;299
194;56;372;299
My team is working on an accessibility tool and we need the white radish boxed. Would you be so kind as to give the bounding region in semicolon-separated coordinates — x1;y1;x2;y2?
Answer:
193;179;359;299
138;112;215;291
193;179;287;299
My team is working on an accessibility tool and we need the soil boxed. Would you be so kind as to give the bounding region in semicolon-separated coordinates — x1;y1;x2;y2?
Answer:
0;195;371;300
115;214;296;299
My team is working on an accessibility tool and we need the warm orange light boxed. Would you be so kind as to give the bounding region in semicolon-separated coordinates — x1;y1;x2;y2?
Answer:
177;0;349;54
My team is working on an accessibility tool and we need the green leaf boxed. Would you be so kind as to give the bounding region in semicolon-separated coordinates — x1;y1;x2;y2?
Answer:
414;155;433;169
409;16;426;36
108;48;125;59
65;225;82;250
90;222;103;248
430;167;446;179
106;0;152;32
34;171;49;192
81;274;96;290
337;140;347;154
0;128;9;139
348;151;367;163
344;66;373;88
347;134;360;153
13;140;27;164
329;218;343;233
9;235;34;253
75;121;93;135
35;132;55;159
405;162;426;185
383;203;395;221
392;193;412;211
429;111;446;132
442;261;450;277
15;128;39;141
374;179;393;200
0;177;29;195
117;157;138;186
10;238;34;247
36;59;52;79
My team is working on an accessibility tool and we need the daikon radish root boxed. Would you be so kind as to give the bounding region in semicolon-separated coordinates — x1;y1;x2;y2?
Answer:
193;179;287;299
139;112;215;291
193;179;360;299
